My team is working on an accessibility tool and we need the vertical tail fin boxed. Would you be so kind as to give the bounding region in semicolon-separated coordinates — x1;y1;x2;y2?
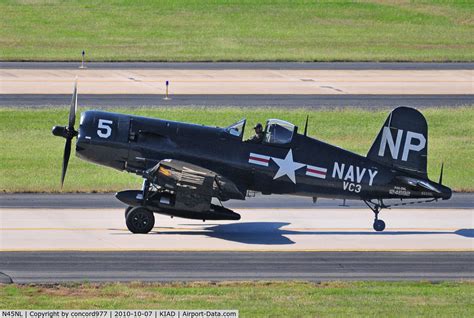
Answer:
367;107;428;177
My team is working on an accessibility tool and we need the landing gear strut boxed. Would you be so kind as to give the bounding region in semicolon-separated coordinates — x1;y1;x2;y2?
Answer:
364;200;386;232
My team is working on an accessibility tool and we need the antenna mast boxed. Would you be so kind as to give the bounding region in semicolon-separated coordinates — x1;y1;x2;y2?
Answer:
303;115;309;136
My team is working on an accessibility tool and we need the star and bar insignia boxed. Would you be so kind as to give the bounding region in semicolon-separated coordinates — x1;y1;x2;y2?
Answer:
248;149;327;184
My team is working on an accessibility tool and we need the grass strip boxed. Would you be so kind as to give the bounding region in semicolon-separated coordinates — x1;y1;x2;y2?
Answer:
1;1;473;62
1;281;473;317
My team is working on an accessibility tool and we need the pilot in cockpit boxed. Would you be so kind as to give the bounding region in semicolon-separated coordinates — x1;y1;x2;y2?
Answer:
246;123;265;143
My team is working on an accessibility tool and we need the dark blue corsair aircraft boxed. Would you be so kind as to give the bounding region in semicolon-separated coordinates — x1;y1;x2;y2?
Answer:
53;83;451;233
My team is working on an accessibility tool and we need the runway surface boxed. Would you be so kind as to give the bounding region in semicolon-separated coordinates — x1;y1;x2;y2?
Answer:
1;251;473;283
2;62;472;107
1;198;472;284
1;208;472;251
2;94;472;108
1;206;472;283
2;62;474;70
1;193;471;209
2;69;471;95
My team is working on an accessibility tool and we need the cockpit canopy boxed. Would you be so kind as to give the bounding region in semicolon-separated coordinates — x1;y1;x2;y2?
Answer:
264;119;296;145
225;118;246;138
225;118;297;145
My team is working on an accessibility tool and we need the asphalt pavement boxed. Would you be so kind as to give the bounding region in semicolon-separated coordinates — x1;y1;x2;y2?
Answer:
0;251;472;283
2;62;473;70
2;94;472;108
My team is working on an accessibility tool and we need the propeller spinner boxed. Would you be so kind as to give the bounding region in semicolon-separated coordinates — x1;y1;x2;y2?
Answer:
52;79;78;187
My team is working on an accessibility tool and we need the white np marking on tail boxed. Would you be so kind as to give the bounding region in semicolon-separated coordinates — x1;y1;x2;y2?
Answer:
378;127;426;161
402;131;426;161
378;127;403;159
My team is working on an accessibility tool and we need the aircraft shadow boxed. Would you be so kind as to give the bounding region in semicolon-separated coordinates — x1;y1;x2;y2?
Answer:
115;222;473;245
178;222;295;245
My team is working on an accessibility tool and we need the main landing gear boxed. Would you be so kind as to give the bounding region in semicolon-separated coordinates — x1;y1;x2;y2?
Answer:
123;179;156;234
125;206;155;234
364;200;386;232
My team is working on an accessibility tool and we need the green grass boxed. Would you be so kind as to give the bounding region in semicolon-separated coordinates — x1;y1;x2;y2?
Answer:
1;281;473;317
1;0;473;62
0;106;472;193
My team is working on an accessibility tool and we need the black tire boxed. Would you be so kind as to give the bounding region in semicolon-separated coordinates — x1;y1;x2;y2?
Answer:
373;219;386;232
124;206;133;218
126;206;155;234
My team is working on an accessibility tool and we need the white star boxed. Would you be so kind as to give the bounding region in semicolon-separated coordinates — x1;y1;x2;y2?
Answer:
271;149;305;184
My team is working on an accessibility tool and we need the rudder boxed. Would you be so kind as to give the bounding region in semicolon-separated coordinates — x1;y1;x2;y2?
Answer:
367;107;428;177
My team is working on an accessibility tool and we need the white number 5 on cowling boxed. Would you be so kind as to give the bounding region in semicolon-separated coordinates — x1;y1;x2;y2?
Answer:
97;119;113;138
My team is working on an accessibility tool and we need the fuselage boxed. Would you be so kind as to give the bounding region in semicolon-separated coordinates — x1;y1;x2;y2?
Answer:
76;110;451;201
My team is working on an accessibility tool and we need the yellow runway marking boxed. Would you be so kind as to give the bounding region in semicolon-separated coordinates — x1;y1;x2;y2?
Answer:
1;228;117;231
0;248;472;252
283;227;464;231
0;227;465;232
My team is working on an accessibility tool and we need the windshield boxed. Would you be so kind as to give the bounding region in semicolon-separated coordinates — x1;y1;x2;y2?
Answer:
225;119;246;139
264;119;296;144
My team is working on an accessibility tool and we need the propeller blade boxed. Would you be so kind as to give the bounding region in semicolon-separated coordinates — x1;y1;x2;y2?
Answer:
53;78;79;188
61;137;72;188
439;162;444;185
68;78;77;130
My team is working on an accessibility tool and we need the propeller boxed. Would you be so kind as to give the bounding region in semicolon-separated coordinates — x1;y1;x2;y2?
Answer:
439;162;444;185
52;79;78;187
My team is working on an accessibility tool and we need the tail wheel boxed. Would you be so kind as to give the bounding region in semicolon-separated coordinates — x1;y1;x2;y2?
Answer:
364;200;387;232
373;219;386;232
126;207;155;234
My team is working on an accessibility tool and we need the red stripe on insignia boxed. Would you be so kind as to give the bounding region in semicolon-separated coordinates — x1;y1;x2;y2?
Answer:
307;168;326;175
249;156;270;163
